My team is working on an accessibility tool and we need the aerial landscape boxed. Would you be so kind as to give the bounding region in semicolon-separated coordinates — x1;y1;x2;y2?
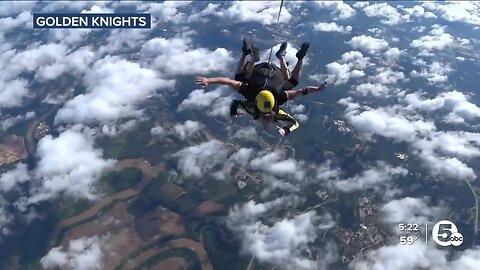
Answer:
0;1;480;269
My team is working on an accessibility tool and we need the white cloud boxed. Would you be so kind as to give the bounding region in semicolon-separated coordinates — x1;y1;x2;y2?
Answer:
174;140;231;178
340;95;479;181
220;1;292;25
27;129;115;204
410;25;455;52
343;105;435;142
313;22;352;33
334;162;408;192
0;163;30;192
141;37;234;77
137;1;191;24
402;5;425;17
347;35;389;54
55;56;175;125
0;111;35;130
0;2;36;16
150;126;166;137
177;87;233;118
0;11;31;33
41;235;107;270
404;91;480;122
430;2;480;26
232;126;258;142
410;61;452;84
101;119;137;137
363;3;407;25
0;197;13;236
173;120;203;139
355;83;390;97
314;1;356;20
381;197;443;227
230;210;319;270
325;51;370;85
355;241;480;270
250;151;303;178
372;68;406;85
383;47;403;62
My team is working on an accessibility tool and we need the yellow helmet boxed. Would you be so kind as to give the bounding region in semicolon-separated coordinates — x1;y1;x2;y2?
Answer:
255;90;275;113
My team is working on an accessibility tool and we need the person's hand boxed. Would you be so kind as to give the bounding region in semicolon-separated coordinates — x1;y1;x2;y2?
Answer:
278;128;286;136
318;81;328;91
195;77;209;87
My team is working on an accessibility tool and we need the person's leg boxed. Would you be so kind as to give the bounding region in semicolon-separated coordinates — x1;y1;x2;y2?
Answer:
279;57;291;80
275;42;290;80
235;38;253;81
246;47;259;79
290;58;303;83
290;42;310;83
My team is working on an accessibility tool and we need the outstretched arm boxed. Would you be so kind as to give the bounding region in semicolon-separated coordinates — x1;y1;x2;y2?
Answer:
195;77;242;91
285;81;328;101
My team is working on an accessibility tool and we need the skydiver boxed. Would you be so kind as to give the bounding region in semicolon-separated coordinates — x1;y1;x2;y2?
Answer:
195;39;328;136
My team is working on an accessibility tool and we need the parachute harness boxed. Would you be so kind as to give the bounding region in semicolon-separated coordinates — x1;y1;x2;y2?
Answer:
267;0;285;64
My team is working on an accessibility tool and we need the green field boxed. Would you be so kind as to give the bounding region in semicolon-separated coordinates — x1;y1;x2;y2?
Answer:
100;167;144;194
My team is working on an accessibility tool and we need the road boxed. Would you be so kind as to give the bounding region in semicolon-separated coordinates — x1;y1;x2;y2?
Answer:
465;178;480;247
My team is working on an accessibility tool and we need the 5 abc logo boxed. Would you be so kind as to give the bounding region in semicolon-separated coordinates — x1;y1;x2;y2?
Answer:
431;220;463;247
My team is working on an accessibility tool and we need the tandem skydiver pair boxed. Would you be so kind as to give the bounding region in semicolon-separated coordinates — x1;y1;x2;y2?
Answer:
195;38;328;136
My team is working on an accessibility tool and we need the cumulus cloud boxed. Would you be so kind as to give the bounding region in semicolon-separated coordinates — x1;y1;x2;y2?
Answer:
229;209;319;270
55;56;175;125
372;68;406;85
41;235;107;270
27;129;115;205
342;102;435;142
0;197;13;236
363;2;407;25
150;125;166;137
101;119;138;137
428;2;480;26
137;1;191;24
404;91;480;122
174;140;231;178
0;163;30;192
250;151;303;178
339;95;479;181
347;35;389;54
173;120;203;139
0;111;35;130
334;162;408;192
411;61;452;84
381;197;444;227
313;22;352;34
177;87;233;118
355;241;480;270
314;1;356;20
355;83;390;97
220;1;292;25
410;25;455;52
0;2;36;16
324;51;370;85
141;36;234;77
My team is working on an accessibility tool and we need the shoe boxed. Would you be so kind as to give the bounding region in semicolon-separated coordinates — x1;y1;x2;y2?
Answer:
251;47;260;62
296;42;310;60
230;100;241;117
275;42;287;59
242;38;252;55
